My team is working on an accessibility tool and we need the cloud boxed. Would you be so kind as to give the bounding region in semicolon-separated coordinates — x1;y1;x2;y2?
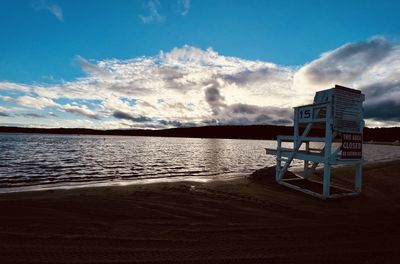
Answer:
0;106;9;112
62;104;101;120
0;106;14;117
1;95;58;109
32;45;293;127
112;110;152;123
213;103;292;126
294;37;400;125
1;38;400;129
364;100;400;121
362;80;400;105
294;37;394;92
361;80;400;122
139;0;164;24
0;82;31;93
75;55;111;77
159;119;183;127
32;0;63;21
204;81;226;115
178;0;191;16
22;113;46;118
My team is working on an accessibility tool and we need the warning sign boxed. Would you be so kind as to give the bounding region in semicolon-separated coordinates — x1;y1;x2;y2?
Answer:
341;133;362;159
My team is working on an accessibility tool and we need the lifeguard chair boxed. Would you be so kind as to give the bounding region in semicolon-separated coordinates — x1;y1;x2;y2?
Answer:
266;85;365;199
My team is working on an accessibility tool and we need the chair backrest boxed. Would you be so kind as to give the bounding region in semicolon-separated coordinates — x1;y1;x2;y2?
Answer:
313;85;365;133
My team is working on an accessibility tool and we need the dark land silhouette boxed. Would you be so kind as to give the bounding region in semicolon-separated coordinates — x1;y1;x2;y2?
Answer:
0;125;399;142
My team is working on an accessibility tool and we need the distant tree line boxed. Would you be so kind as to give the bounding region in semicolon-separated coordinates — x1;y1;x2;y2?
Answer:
0;125;399;142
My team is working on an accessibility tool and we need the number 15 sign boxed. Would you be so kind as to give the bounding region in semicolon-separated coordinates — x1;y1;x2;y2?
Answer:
298;106;313;123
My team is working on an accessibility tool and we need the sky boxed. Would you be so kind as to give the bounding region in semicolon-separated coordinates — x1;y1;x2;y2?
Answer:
1;0;400;129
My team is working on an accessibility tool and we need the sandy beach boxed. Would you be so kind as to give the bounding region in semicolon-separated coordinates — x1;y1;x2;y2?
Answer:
1;160;400;264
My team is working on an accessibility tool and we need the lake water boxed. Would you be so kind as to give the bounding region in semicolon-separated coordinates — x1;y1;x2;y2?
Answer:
1;133;400;193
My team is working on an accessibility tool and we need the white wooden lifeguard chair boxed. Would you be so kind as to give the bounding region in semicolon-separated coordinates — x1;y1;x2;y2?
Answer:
266;85;365;199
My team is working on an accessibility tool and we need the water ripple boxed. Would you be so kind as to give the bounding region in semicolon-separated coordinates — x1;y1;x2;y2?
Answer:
1;133;400;191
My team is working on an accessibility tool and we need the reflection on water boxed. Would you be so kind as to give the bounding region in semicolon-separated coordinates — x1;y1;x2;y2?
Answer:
0;134;275;190
1;133;400;192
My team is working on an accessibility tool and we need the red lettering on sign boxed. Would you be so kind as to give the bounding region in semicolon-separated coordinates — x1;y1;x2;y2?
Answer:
341;133;362;159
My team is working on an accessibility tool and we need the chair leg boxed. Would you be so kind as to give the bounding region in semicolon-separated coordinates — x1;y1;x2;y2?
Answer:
323;163;331;198
355;162;362;193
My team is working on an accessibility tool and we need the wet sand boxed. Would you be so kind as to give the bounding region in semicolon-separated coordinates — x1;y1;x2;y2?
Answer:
1;160;400;263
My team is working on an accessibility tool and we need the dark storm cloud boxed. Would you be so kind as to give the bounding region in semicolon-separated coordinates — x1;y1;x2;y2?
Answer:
223;67;275;85
360;80;400;121
209;115;291;126
365;101;400;121
361;81;400;99
159;119;197;128
228;104;259;115
254;114;272;123
63;105;101;120
202;119;218;125
113;110;152;123
226;103;291;117
299;38;393;85
215;103;292;126
325;38;391;63
159;119;183;127
205;84;223;103
204;81;226;115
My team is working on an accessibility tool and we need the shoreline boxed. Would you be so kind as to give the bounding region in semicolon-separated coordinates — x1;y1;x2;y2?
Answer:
1;156;400;195
1;160;400;263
